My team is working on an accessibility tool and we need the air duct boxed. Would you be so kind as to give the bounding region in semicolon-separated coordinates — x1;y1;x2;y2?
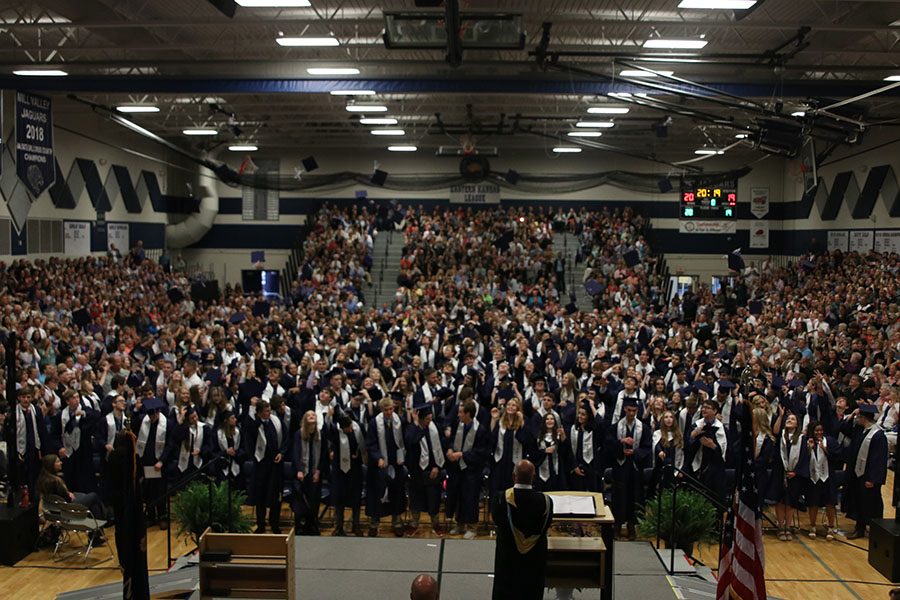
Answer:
166;159;218;249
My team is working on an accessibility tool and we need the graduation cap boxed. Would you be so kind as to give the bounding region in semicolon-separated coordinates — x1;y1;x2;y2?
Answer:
436;387;455;400
504;169;520;185
370;169;388;186
216;409;234;427
412;403;433;417
727;249;745;272
167;287;185;304
623;248;640;268
302;156;319;172
72;308;91;328
127;371;145;389
205;369;224;386
389;391;405;402
229;311;247;324
252;301;270;318
717;380;735;392
132;347;148;363
251;250;266;264
622;397;639;409
150;352;165;363
693;381;711;395
771;374;785;389
143;397;166;413
748;300;763;315
787;378;805;389
584;279;604;297
492;230;514;252
858;403;878;417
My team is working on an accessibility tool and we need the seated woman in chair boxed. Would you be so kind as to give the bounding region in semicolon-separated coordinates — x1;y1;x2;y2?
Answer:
36;454;106;546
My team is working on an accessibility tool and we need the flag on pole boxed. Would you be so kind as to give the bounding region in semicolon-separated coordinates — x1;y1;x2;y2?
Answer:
716;411;767;600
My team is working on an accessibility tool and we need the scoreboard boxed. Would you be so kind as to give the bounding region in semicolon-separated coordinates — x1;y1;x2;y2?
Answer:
680;182;737;219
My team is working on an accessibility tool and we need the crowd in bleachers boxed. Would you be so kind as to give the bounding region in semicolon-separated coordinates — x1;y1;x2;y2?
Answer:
2;201;898;549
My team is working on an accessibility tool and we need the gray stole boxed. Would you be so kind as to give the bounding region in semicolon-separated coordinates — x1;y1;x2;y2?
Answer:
538;433;558;481
855;425;880;477
651;430;683;470
254;417;283;462
298;433;321;475
376;412;406;465
779;432;802;471
338;421;365;473
178;424;205;472
494;424;524;464
136;414;167;459
616;417;643;466
571;425;594;465
16;404;41;454
61;408;82;455
217;428;242;477
106;412;123;447
453;419;479;470
810;438;829;483
419;421;445;470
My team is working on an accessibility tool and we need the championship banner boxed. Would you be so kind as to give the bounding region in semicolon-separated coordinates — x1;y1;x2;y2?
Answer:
678;220;737;234
108;222;130;253
15;91;55;197
449;182;500;204
750;187;769;219
827;230;849;253
749;220;769;249
848;230;874;254
874;230;900;255
63;221;91;256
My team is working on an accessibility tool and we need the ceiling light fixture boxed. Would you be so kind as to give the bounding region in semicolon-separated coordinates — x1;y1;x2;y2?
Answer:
567;131;602;138
115;105;160;113
236;1;311;7
575;121;616;128
183;128;218;136
13;68;67;76
884;75;900;81
735;133;749;139
277;37;339;47
587;107;630;115
553;147;583;153
619;70;675;78
330;90;376;96
307;67;360;75
388;145;417;152
791;111;806;117
228;144;259;151
643;38;708;49
677;0;756;9
370;129;405;136
694;148;723;155
346;105;387;112
359;117;398;125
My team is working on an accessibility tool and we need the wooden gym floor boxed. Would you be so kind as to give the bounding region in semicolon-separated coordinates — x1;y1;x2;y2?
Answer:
1;476;895;600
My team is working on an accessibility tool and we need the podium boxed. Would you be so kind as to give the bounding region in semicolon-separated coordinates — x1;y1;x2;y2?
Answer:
199;527;295;600
545;491;615;600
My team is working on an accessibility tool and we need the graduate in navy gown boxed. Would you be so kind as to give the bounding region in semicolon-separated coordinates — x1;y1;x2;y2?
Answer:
750;407;775;513
489;398;535;499
248;399;288;534
14;386;48;503
329;414;365;536
844;404;888;539
213;410;246;489
132;397;172;528
291;410;325;535
405;404;446;535
771;413;809;541
688;398;728;508
568;404;604;492
366;397;408;537
533;411;568;492
804;421;839;540
58;389;98;493
445;398;490;539
650;410;684;494
611;397;651;539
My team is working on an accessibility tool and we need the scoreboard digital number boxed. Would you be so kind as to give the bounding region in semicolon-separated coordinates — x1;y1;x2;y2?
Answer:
680;184;737;219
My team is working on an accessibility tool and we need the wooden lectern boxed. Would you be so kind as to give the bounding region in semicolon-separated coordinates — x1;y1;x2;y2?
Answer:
198;527;295;600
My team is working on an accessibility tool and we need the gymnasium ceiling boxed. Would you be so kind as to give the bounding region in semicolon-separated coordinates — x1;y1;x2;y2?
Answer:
2;0;900;166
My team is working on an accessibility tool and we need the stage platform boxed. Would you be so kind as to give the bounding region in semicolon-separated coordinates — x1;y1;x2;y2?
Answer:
59;537;688;600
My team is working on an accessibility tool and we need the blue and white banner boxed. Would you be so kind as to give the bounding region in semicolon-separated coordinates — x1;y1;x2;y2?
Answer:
15;91;55;197
450;182;500;204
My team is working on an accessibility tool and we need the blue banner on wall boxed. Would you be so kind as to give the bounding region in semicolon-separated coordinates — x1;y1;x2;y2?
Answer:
15;90;55;197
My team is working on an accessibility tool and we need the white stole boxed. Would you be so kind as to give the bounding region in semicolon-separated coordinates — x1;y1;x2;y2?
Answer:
16;404;41;455
690;418;727;472
779;432;802;471
570;425;594;465
538;432;558;481
61;408;82;456
217;428;242;477
494;424;524;464
338;421;365;473
855;425;880;478
106;412;124;447
419;421;445;470
254;417;283;462
136;414;167;459
297;434;321;475
616;417;643;466
652;429;684;470
376;412;406;465
178;424;205;472
810;438;829;483
452;418;479;470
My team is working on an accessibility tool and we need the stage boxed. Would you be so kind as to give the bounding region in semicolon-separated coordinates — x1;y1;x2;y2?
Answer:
58;537;717;600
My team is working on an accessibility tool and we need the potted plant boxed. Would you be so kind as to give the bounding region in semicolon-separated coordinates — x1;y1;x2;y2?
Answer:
171;481;253;548
636;489;719;557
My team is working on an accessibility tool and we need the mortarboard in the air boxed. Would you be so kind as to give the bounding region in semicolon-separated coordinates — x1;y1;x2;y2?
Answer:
127;371;145;388
167;287;185;304
727;249;745;272
205;369;223;386
858;403;877;416
250;250;265;264
436;387;455;400
72;308;91;328
229;312;246;324
693;381;710;395
748;300;763;315
622;397;639;409
717;380;735;391
412;403;433;416
252;300;270;318
143;397;166;413
623;248;640;268
771;374;785;388
787;378;805;389
389;391;405;401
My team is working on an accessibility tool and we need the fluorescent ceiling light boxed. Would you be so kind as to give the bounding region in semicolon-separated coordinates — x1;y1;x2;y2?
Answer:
307;67;360;75
277;37;339;47
236;1;311;7
115;105;160;113
346;105;387;112
694;149;723;155
370;129;405;136
587;107;630;115
388;145;417;152
643;39;708;49
884;75;900;81
359;117;398;125
13;68;67;76
576;121;616;128
678;0;756;9
183;128;218;136
568;131;602;138
608;92;632;98
553;147;582;153
330;90;375;96
228;144;258;151
735;133;749;139
791;111;805;117
619;70;674;78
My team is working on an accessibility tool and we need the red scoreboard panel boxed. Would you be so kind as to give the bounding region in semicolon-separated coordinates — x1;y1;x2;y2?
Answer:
680;183;737;219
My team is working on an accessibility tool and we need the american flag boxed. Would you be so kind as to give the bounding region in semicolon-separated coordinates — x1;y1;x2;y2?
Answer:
716;441;767;600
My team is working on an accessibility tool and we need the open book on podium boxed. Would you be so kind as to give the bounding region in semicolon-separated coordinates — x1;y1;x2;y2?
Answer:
545;493;597;518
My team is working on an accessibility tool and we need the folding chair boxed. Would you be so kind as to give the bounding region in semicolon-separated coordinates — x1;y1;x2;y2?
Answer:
59;502;113;563
40;495;69;558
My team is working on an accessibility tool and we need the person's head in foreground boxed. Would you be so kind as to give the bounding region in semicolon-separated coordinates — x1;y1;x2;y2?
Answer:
410;573;439;600
513;459;535;487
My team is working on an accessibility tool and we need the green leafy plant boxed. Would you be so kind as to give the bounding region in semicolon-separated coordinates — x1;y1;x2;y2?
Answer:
637;489;719;553
171;481;252;547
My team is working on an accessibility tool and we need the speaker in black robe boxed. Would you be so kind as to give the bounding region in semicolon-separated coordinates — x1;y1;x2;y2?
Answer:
491;487;554;600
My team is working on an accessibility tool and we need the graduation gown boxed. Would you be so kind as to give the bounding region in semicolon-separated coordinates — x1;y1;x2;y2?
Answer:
569;418;604;492
59;407;98;493
365;413;408;519
843;423;888;526
329;422;365;510
611;417;651;524
405;422;446;516
689;418;728;504
445;419;490;524
491;423;536;495
492;487;554;600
